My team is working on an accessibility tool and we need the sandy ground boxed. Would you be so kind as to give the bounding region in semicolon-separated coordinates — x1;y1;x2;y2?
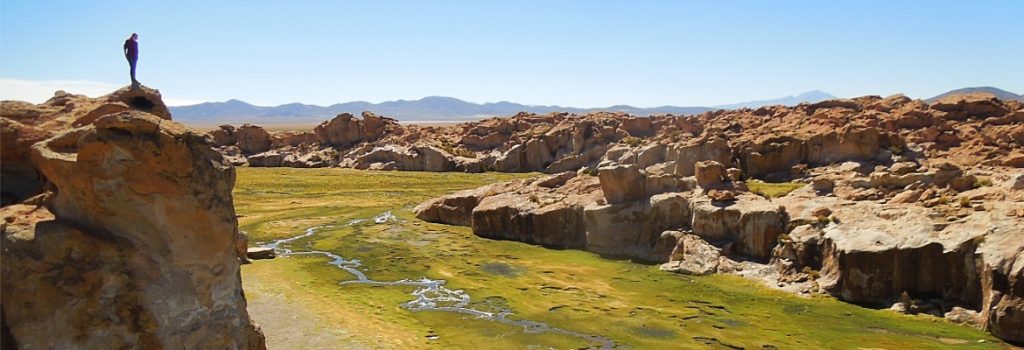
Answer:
246;278;369;349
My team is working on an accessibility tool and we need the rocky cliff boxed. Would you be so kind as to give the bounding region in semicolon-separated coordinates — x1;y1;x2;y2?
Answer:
208;93;1023;175
408;94;1023;344
0;86;265;349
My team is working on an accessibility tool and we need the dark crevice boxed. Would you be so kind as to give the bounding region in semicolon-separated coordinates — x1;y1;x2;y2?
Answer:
130;96;156;111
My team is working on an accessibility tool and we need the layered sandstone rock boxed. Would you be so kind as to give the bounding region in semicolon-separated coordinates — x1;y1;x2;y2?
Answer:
597;164;645;204
236;124;272;154
1;85;170;205
1;90;264;349
470;174;601;248
772;184;1024;343
314;111;399;147
689;193;786;260
195;90;1023;344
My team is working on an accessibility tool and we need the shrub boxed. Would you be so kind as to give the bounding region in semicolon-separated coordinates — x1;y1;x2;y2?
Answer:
816;215;831;227
802;266;821;280
974;177;993;188
959;196;971;208
439;144;476;158
747;180;804;199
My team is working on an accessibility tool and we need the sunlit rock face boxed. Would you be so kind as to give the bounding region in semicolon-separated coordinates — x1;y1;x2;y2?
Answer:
1;86;265;350
411;94;1024;344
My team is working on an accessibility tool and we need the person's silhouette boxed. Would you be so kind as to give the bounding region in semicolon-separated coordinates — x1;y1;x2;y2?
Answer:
123;33;139;86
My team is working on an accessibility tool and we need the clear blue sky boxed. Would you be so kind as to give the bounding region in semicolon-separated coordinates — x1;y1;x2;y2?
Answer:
2;1;1022;106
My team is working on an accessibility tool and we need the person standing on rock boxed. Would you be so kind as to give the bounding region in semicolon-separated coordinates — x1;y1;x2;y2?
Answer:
123;33;139;86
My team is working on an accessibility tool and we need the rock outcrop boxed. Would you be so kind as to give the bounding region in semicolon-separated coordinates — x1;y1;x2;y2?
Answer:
1;87;265;349
236;124;272;154
1;86;171;205
189;89;1023;344
417;169;786;263
410;93;1023;343
314;111;399;147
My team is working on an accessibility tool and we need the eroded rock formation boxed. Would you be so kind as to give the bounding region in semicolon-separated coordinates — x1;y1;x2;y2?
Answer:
410;93;1023;344
0;86;265;349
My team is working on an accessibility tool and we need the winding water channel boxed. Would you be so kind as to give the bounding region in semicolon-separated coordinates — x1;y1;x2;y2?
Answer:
261;212;617;349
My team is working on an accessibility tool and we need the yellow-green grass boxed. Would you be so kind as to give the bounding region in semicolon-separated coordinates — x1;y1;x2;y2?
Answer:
747;179;806;199
237;167;1003;349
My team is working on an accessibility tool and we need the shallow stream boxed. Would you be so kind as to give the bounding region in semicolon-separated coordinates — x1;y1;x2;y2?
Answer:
262;211;617;349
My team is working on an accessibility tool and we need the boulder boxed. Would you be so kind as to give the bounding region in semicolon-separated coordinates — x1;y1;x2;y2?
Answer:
597;164;645;204
739;128;893;178
690;193;786;260
889;189;925;204
472;191;588;248
1005;153;1024;168
236;124;272;154
811;178;835;193
1012;173;1024;191
247;151;287;167
708;189;736;202
210;124;237;147
271;131;317;148
619;116;654;137
868;171;932;189
771;224;823;274
493;144;527;172
414;183;505;226
867;94;912;112
350;146;418;170
313;112;398;147
582;192;692;260
944;307;981;327
416;146;456;172
694;160;727;188
246;247;276;260
889;161;919;175
315;113;361;146
282;150;334;168
667;138;732;176
635;143;667;168
660;232;731;275
3;111;264;349
220;146;248;166
931;94;1010;120
725;168;743;181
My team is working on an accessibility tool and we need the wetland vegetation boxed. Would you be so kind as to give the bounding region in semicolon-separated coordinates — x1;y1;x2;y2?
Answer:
236;168;1002;349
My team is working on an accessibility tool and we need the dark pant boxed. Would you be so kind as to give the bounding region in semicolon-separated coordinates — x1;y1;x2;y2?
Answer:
128;58;138;84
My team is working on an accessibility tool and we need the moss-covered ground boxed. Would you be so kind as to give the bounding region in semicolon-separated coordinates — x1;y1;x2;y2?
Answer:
237;168;1004;349
747;180;806;199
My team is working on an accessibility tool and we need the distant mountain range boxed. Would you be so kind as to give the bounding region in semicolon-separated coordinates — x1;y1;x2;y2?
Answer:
169;91;837;125
925;86;1023;103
